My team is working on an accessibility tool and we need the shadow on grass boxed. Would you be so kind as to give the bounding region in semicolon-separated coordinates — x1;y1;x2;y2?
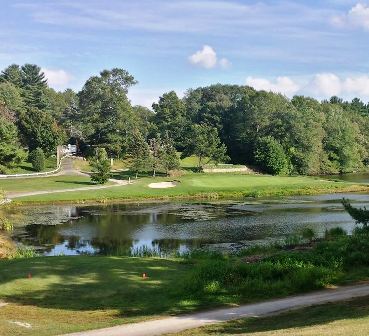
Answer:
0;256;219;318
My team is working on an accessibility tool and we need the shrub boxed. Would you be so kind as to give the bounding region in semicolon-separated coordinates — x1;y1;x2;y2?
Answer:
301;228;316;242
324;227;347;240
254;136;290;175
29;148;45;172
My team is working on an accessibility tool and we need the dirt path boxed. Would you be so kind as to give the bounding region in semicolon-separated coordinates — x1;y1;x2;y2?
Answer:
62;283;369;336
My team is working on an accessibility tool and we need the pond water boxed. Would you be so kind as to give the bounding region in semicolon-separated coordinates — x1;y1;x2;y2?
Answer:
322;172;369;184
5;192;369;256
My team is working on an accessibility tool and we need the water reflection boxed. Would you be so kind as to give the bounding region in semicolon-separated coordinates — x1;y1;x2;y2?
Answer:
7;193;369;256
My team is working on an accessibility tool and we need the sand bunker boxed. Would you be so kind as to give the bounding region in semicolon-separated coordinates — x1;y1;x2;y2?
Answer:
148;182;177;189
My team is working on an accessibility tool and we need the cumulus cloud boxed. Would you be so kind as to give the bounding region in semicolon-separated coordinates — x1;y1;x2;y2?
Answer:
189;45;231;69
309;73;342;97
332;3;369;30
42;68;73;89
246;73;369;100
245;76;300;96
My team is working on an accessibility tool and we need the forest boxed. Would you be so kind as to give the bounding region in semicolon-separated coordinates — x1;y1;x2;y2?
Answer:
1;63;369;176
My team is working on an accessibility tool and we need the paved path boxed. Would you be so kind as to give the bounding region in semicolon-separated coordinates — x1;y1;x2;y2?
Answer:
62;283;369;336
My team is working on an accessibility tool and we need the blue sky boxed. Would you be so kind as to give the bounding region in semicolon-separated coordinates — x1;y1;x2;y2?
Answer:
2;0;369;106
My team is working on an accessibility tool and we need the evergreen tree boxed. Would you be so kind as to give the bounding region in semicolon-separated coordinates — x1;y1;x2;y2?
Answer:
89;148;111;184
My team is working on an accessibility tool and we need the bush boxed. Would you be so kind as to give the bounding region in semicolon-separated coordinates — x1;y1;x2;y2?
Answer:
29;148;45;172
254;136;290;175
325;227;347;240
301;228;316;242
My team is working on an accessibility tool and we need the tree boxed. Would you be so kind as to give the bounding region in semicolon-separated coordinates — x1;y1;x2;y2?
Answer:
342;198;369;227
78;68;138;157
0;64;22;87
128;131;151;178
254;136;289;175
160;133;180;175
152;91;187;148
0;114;25;172
182;123;229;169
29;148;45;172
18;107;63;154
89;148;111;184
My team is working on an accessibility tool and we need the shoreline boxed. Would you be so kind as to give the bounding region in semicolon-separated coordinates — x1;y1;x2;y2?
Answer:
6;183;369;207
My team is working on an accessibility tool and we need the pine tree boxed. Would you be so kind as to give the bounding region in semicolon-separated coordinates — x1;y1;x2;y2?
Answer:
89;148;111;184
128;131;151;178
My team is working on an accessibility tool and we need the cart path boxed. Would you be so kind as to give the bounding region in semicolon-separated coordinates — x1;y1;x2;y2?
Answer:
62;283;369;336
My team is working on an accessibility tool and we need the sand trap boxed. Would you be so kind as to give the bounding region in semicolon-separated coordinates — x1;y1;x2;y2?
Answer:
148;182;177;189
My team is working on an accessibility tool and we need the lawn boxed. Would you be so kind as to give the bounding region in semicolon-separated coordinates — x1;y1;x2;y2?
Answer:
0;256;192;336
10;172;369;203
170;296;369;336
5;157;57;174
0;175;95;194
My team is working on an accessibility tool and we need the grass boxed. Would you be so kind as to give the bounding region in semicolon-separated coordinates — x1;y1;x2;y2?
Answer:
5;157;57;174
0;175;97;194
2;229;369;335
170;295;369;336
0;256;193;336
8;172;369;204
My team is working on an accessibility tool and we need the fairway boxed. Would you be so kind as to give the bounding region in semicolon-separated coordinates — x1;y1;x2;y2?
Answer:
8;173;368;203
0;175;95;194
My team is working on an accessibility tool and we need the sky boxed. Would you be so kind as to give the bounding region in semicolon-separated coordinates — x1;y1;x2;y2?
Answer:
2;0;369;107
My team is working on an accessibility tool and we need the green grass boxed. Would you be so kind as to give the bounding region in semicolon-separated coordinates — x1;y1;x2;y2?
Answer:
170;295;369;336
9;173;369;203
2;230;369;335
0;175;96;194
0;256;193;336
5;157;57;174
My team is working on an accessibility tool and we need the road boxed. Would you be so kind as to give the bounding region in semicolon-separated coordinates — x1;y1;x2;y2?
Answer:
62;283;369;336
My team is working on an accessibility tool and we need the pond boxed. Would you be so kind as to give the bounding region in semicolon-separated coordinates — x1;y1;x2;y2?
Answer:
5;192;369;256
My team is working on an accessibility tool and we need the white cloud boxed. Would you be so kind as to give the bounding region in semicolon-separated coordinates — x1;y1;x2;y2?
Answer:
332;3;369;30
189;45;217;69
219;57;232;69
128;87;185;108
189;45;231;69
245;76;300;96
42;68;73;90
309;73;342;97
246;73;369;100
344;75;369;95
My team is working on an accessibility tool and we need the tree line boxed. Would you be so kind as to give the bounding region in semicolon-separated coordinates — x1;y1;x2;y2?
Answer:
1;64;368;175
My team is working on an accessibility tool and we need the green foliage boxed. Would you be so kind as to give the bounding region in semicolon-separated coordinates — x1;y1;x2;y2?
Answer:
342;198;369;226
11;246;38;259
325;227;347;240
29;147;45;172
128;130;151;176
301;228;316;242
0;115;25;171
89;148;111;184
255;136;289;175
182;123;229;169
160;133;180;174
